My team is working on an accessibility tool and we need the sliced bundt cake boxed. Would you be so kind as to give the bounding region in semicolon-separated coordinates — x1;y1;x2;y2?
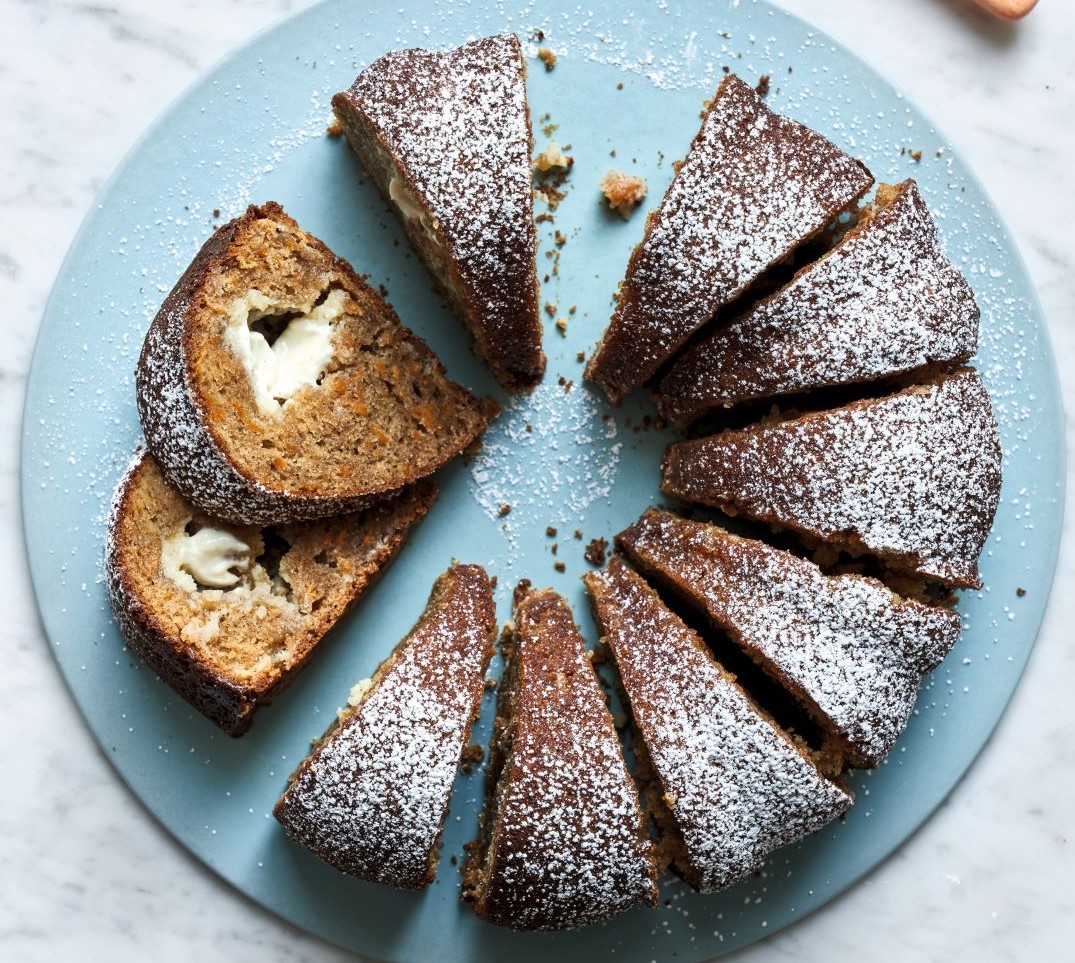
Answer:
586;73;873;403
273;564;496;889
661;368;1002;588
105;449;436;735
656;180;980;424
616;511;962;769
585;557;851;891
332;34;545;390
137;201;494;524
462;582;658;929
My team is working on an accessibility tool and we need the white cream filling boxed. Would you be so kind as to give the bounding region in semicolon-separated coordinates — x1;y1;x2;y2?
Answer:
389;173;440;246
223;287;348;416
161;525;251;591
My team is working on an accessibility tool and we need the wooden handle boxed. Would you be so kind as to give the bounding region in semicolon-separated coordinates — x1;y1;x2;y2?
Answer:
971;0;1038;19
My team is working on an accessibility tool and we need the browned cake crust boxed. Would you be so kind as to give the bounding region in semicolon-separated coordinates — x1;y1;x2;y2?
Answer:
136;202;494;524
105;449;436;736
656;180;980;424
332;34;545;390
586;73;873;403
616;511;962;769
585;557;851;891
661;368;1002;588
463;582;658;930
273;565;496;889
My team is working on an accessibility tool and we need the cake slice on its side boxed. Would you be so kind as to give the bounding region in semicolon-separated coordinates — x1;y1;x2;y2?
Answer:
616;511;962;769
462;582;658;930
585;73;873;403
584;557;851;892
105;450;436;736
137;202;494;525
661;368;1001;588
273;564;496;889
332;34;544;390
656;180;980;424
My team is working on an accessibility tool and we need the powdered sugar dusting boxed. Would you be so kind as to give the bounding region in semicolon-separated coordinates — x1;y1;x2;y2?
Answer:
274;565;494;888
618;512;962;768
475;587;656;929
587;558;850;892
657;180;980;421
663;369;1002;588
586;73;872;401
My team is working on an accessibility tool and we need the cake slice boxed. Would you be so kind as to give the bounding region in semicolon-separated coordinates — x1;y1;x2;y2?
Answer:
616;511;962;769
584;557;851;891
462;582;658;930
332;34;545;390
273;564;496;889
656;180;980;424
661;368;1001;588
585;73;873;403
137;202;494;525
105;450;435;736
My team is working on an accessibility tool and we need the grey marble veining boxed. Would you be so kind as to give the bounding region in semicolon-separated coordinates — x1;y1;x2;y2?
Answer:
3;0;1073;960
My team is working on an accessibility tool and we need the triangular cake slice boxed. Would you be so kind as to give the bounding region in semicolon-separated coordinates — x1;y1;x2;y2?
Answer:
137;202;494;525
585;557;851;891
661;368;1001;588
616;511;962;768
656;180;980;424
273;564;496;889
585;73;873;403
463;582;658;930
332;34;545;390
106;450;436;736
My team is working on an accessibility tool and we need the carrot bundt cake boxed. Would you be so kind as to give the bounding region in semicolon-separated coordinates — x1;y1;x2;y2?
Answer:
661;368;1002;588
105;450;436;736
656;180;980;424
585;73;873;403
585;557;851;890
616;511;963;769
462;582;658;929
273;564;496;888
332;34;545;390
136;202;493;525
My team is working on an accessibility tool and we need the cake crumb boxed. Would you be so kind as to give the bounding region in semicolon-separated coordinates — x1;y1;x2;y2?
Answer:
756;74;770;97
498;503;512;517
460;742;485;773
537;47;557;71
326;118;343;138
212;208;220;219
546;526;558;537
545;300;557;317
599;170;648;218
555;317;568;336
910;149;923;162
576;350;586;363
585;537;609;566
1016;587;1026;597
574;529;583;540
534;141;573;173
554;561;566;573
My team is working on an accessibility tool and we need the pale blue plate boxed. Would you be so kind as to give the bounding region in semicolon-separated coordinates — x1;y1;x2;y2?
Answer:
21;1;1064;960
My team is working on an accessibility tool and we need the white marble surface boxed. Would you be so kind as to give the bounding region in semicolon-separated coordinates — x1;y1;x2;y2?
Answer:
3;0;1073;960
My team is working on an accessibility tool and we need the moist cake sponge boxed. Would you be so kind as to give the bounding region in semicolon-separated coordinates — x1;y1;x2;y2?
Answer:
105;449;436;736
137;201;493;525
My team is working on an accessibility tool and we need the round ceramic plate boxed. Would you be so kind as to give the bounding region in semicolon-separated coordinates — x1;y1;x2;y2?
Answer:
22;0;1064;960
